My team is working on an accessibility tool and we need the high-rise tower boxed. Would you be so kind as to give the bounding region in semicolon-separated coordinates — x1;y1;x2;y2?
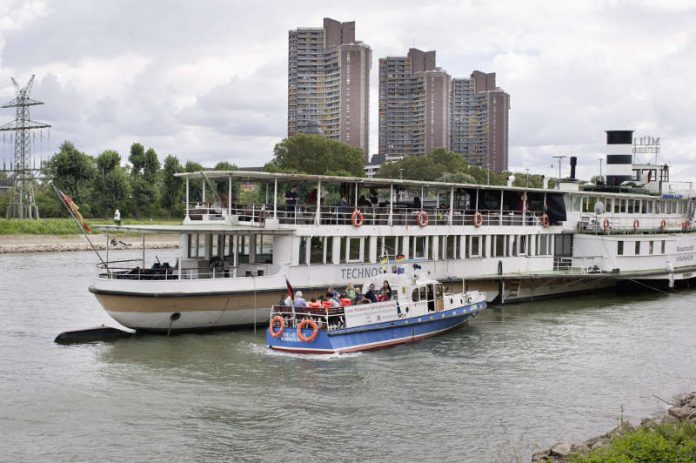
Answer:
378;49;451;160
450;71;509;172
288;18;371;160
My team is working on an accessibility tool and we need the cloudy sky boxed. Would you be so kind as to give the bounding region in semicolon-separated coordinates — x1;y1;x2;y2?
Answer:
1;0;696;182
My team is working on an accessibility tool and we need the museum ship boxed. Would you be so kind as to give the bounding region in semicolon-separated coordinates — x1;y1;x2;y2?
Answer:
90;130;696;331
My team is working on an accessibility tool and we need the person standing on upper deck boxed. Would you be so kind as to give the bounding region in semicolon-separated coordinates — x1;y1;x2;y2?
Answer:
285;187;298;217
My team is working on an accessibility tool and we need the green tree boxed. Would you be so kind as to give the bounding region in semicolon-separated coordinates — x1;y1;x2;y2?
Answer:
161;155;183;218
43;141;96;212
127;143;158;218
184;160;204;203
93;150;131;217
267;134;364;177
438;172;477;184
214;161;237;171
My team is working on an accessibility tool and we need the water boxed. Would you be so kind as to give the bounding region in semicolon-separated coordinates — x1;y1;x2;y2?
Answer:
1;250;695;462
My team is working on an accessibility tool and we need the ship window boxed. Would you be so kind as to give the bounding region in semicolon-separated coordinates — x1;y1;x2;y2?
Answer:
649;241;654;255
419;286;428;301
238;235;250;264
661;240;666;254
617;241;624;256
412;288;419;302
444;235;456;259
347;237;362;262
211;235;219;257
494;235;506;257
310;237;324;264
224;235;233;258
627;200;635;214
470;236;481;257
635;241;641;255
187;234;200;258
538;235;551;256
519;235;527;256
645;201;653;214
299;237;308;265
413;236;426;258
582;197;596;213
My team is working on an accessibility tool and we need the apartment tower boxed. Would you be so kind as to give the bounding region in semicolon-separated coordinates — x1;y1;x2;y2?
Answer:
288;18;372;160
450;71;510;172
378;48;451;159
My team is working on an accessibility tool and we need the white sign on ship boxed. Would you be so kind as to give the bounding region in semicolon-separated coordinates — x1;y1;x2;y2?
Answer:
344;301;399;328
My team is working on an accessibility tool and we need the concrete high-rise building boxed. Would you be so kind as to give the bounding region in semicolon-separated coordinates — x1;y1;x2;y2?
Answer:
288;18;371;159
450;71;510;172
378;48;451;160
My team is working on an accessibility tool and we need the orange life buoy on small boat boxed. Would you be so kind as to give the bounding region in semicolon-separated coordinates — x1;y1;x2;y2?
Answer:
269;315;285;338
417;210;428;227
297;319;319;343
541;214;550;228
351;209;364;227
473;212;483;228
603;218;610;231
633;219;640;231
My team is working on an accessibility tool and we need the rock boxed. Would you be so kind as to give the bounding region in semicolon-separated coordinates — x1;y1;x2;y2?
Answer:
668;407;687;420
661;413;679;424
640;418;658;429
570;443;589;455
531;449;551;461
550;442;572;457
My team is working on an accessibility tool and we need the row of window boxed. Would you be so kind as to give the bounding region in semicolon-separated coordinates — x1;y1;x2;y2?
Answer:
617;239;666;256
570;195;686;215
299;234;555;265
187;234;274;264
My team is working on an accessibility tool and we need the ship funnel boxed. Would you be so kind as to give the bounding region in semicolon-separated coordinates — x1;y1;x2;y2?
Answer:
569;156;577;179
605;130;634;186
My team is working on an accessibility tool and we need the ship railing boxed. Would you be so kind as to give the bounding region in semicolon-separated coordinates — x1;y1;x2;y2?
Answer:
270;305;346;331
577;214;691;233
553;256;606;274
97;259;178;280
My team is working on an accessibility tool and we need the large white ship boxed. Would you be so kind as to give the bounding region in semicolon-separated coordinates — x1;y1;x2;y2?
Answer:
90;130;696;331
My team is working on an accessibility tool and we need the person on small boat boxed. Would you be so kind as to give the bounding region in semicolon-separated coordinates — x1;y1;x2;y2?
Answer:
279;293;293;306
308;298;321;309
326;292;341;308
294;291;307;307
379;281;392;301
364;283;379;303
344;283;357;302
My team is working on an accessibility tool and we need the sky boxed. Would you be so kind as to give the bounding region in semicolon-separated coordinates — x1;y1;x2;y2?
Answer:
1;0;696;183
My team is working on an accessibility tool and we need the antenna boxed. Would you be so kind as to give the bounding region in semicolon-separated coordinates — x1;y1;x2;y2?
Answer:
0;75;51;219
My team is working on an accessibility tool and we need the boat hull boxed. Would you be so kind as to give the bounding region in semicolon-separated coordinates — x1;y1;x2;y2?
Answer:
266;302;485;354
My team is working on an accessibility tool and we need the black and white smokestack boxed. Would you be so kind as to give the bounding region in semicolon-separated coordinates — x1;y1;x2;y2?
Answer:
569;156;577;180
605;130;634;187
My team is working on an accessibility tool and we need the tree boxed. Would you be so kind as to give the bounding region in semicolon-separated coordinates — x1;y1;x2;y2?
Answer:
267;134;364;177
127;143;158;218
438;172;477;184
161;155;183;218
43;141;96;212
184;160;204;204
93;150;131;217
214;161;237;171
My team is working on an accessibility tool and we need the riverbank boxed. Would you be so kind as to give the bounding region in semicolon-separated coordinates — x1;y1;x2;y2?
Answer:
532;392;696;462
0;234;179;253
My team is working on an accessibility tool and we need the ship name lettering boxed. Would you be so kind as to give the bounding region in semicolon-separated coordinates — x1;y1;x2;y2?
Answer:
676;245;694;253
341;267;380;280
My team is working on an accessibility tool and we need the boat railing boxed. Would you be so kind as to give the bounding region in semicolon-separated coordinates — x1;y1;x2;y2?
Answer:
271;305;346;331
577;214;692;233
553;256;606;274
186;201;547;227
97;259;273;281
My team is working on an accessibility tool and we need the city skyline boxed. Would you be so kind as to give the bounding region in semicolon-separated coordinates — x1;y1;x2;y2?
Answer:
1;0;696;181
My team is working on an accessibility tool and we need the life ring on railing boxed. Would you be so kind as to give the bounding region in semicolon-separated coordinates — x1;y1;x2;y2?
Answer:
297;319;319;343
682;219;691;231
417;210;429;227
208;256;224;273
660;219;667;230
269;315;285;338
351;209;364;227
633;219;640;231
541;214;550;228
473;212;484;228
603;218;610;231
257;209;266;227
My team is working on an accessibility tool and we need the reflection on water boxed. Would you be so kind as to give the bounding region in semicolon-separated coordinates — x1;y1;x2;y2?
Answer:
1;250;695;461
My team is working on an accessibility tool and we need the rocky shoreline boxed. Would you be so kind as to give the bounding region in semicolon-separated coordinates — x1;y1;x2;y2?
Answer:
532;392;696;462
0;234;179;254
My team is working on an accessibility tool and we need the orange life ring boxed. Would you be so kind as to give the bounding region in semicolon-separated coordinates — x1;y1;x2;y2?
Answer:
682;219;691;231
297;319;319;343
541;214;550;228
268;315;285;338
603;218;610;231
633;219;640;231
417;210;429;227
660;219;667;230
351;209;364;227
473;212;483;228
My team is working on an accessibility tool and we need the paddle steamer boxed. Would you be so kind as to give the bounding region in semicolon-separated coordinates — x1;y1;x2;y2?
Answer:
90;130;696;331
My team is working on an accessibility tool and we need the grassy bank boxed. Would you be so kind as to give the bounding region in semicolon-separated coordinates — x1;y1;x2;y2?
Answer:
568;421;696;462
0;218;181;235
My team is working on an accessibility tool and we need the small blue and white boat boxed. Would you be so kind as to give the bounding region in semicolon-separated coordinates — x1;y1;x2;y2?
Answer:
266;271;486;354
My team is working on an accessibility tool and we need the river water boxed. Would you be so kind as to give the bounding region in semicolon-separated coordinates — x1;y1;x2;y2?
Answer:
1;250;695;462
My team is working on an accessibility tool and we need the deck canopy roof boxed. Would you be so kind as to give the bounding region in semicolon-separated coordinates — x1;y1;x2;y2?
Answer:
95;224;295;234
174;170;661;198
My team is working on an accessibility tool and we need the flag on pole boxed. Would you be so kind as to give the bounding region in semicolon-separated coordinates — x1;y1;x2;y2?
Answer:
56;188;91;233
285;276;294;300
